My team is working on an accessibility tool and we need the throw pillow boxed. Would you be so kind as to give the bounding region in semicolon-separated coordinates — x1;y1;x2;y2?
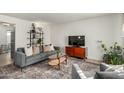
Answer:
33;47;40;54
105;67;116;71
44;44;54;52
25;47;33;56
17;48;25;54
50;44;55;51
100;63;124;72
44;46;51;52
105;65;124;72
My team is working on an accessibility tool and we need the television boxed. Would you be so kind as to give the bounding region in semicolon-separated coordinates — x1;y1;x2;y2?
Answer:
68;36;85;46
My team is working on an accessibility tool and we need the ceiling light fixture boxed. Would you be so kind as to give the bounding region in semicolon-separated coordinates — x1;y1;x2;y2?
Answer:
2;23;10;26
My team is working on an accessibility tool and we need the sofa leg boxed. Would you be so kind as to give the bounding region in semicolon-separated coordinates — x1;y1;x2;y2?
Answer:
21;68;23;72
13;61;15;66
21;67;27;73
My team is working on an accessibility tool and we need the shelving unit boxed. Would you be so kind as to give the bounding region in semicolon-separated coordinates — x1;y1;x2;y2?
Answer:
27;23;44;52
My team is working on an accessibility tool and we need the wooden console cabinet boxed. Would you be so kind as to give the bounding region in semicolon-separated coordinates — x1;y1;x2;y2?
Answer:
65;46;86;59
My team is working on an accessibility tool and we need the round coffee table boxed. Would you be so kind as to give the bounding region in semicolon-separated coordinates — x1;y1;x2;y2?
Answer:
48;54;67;69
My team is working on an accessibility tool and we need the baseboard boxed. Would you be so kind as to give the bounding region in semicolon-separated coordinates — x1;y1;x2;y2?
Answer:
85;59;103;65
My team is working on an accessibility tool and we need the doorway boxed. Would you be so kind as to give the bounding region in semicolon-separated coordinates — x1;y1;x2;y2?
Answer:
0;22;15;66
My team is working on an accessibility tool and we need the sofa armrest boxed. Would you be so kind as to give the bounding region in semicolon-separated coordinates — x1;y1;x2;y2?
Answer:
100;63;110;71
15;51;26;67
72;64;87;79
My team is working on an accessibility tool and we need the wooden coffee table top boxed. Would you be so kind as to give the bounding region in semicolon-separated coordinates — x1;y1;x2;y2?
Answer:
48;54;67;66
48;59;59;66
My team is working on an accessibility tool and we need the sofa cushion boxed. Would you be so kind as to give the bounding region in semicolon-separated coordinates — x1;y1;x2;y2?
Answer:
26;53;41;62
44;44;55;52
33;47;40;54
44;51;57;56
94;72;124;79
39;53;47;57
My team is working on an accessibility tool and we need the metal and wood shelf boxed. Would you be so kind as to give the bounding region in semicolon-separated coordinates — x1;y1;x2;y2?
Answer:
27;29;44;52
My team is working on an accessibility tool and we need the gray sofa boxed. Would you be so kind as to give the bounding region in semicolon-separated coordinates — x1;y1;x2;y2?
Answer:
15;46;60;68
72;63;124;79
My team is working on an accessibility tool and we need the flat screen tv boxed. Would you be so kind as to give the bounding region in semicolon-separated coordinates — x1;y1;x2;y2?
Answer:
68;36;85;46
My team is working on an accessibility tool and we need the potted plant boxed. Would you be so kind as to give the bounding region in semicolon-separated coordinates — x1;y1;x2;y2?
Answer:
101;42;124;65
31;23;36;39
101;43;111;64
37;38;42;44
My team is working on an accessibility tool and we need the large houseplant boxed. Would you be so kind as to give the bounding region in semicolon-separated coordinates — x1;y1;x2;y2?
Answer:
101;42;124;65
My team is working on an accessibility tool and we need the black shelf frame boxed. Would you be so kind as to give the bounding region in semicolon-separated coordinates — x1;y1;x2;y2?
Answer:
27;29;44;52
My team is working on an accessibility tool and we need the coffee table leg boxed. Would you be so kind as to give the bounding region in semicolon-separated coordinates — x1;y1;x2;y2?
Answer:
58;63;60;70
65;55;68;65
58;58;61;70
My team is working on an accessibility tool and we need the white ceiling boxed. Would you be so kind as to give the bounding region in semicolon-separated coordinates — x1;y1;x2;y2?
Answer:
1;13;111;24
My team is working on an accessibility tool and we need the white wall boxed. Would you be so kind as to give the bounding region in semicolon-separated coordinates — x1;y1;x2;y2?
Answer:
0;14;123;60
0;15;32;49
0;25;7;45
50;14;123;60
34;22;52;45
113;14;124;45
0;25;14;45
0;15;52;49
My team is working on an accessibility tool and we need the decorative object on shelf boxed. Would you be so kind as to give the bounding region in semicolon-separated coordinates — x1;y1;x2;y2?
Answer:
37;38;42;44
37;27;44;52
37;27;42;32
97;40;102;43
31;23;36;38
56;48;62;58
27;23;44;53
31;23;36;33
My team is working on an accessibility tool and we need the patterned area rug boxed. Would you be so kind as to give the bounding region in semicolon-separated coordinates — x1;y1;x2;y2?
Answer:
0;58;99;79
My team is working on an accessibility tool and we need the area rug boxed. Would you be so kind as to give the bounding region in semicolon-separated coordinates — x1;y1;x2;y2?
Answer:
0;58;99;79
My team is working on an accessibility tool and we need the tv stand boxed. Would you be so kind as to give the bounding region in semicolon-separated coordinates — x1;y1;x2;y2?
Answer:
65;46;86;59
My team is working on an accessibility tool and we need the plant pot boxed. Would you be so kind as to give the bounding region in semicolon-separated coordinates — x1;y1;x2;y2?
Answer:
103;54;111;64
